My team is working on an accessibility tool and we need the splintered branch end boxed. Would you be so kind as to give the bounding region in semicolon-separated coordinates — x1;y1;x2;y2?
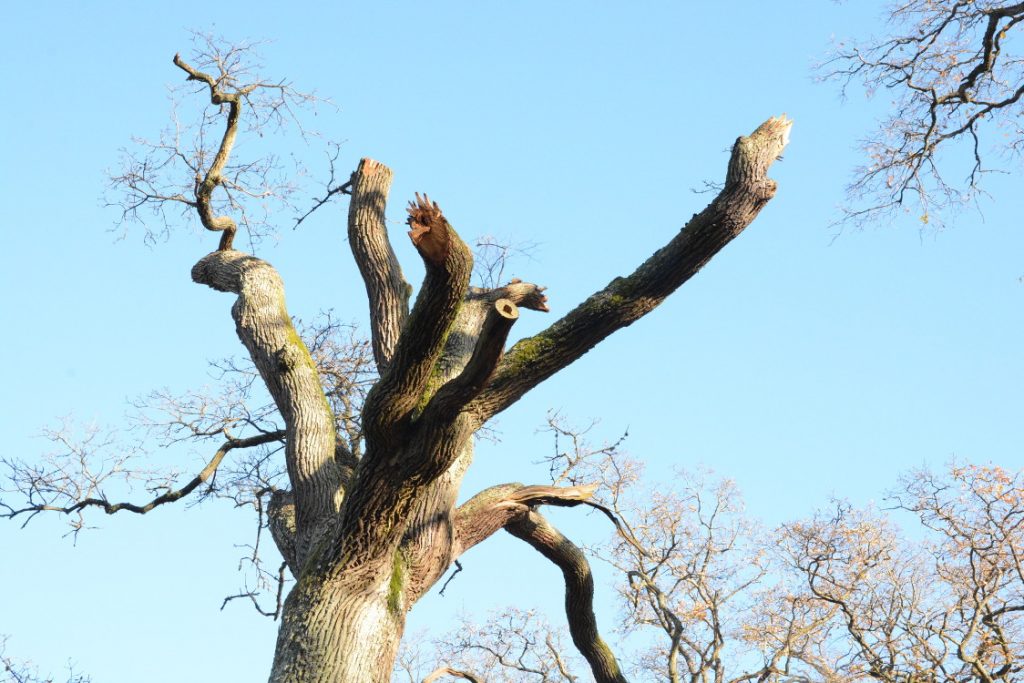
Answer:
726;114;793;189
407;193;450;265
753;114;793;148
359;157;390;176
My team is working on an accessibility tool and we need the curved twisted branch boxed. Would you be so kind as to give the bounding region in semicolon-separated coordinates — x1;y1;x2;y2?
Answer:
173;53;247;249
506;510;628;683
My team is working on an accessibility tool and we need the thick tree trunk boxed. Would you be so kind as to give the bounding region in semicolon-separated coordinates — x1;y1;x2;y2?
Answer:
268;567;407;683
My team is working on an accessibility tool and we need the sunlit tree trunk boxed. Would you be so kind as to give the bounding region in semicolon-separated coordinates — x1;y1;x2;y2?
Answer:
269;567;407;683
8;46;792;682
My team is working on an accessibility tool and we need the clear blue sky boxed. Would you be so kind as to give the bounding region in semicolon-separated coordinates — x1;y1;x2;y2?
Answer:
2;2;1021;681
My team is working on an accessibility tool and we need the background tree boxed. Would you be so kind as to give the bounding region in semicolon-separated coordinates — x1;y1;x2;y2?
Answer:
782;463;1024;682
407;422;1022;683
828;0;1024;226
0;37;791;682
1;636;90;683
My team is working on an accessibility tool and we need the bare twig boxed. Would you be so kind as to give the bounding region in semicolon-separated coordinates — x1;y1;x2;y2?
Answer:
1;430;284;526
828;1;1024;226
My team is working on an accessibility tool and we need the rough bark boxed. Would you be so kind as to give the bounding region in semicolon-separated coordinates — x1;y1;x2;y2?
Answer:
469;116;792;424
268;489;298;574
348;158;411;371
454;483;598;557
192;250;340;567
269;569;405;683
199;117;790;682
508;511;628;683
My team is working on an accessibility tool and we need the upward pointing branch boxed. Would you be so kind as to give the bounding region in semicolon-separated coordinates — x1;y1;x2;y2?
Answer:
173;53;248;250
347;158;411;371
360;193;473;450
192;251;339;567
470;116;792;424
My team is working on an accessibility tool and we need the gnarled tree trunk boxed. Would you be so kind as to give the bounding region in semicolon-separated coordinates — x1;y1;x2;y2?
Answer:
189;118;792;682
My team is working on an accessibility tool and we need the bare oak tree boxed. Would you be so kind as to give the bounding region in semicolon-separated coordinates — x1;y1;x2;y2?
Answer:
412;423;1021;683
828;0;1024;226
783;463;1024;683
1;636;90;683
535;419;842;683
1;38;791;682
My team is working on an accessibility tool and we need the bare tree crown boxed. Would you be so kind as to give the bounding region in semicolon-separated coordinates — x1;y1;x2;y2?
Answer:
828;1;1024;226
5;35;792;683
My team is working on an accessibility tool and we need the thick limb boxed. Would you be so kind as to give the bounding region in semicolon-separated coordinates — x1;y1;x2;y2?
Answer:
360;195;474;451
507;510;628;683
347;158;412;371
192;251;339;567
395;280;551;595
452;483;598;559
470;116;792;423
